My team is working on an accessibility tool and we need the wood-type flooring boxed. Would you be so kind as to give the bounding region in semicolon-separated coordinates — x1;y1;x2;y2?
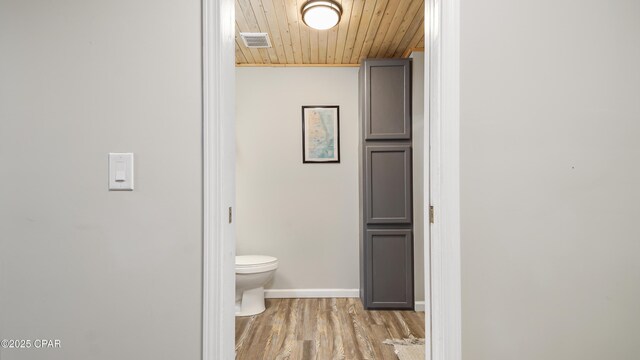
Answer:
235;298;426;359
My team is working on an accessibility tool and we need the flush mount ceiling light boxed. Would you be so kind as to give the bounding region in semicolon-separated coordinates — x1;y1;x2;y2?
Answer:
302;0;342;30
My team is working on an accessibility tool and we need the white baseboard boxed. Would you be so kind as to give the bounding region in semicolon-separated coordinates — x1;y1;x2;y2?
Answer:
264;289;360;299
415;301;426;312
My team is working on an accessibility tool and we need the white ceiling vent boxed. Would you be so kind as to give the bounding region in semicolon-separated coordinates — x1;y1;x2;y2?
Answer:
240;32;272;48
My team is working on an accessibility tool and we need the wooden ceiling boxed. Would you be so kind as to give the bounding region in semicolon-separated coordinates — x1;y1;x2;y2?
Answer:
235;0;425;66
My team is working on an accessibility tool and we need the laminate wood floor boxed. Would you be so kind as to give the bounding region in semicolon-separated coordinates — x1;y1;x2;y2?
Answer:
235;298;426;360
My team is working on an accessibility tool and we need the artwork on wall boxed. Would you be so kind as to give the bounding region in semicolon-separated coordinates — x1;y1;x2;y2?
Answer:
302;106;340;163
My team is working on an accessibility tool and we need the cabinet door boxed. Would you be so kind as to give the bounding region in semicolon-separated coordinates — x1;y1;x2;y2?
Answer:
365;229;413;309
363;59;411;140
365;145;412;224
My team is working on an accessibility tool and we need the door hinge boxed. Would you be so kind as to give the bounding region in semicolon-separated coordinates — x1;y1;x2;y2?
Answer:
228;207;232;224
429;205;435;224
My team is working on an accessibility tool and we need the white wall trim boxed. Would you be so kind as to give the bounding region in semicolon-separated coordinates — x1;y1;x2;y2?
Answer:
202;0;236;359
264;289;359;299
427;0;462;359
415;301;426;312
422;3;433;358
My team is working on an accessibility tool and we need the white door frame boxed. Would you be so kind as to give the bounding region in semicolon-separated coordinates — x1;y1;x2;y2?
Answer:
426;0;462;359
201;0;461;358
202;0;236;359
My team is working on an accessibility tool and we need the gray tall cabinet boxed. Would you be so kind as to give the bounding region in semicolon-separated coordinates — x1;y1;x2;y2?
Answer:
359;58;414;310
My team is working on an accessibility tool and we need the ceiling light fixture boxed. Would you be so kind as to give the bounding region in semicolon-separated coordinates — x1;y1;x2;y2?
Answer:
302;0;342;30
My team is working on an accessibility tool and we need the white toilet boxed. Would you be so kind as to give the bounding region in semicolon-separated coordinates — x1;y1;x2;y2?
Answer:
235;255;278;317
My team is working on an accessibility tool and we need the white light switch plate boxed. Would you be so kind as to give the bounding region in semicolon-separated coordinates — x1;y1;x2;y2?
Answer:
109;153;134;191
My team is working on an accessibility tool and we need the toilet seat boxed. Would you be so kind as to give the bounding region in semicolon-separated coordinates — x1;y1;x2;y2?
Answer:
235;255;278;274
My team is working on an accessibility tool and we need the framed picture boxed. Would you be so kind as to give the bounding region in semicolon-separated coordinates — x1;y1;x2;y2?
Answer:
301;105;340;163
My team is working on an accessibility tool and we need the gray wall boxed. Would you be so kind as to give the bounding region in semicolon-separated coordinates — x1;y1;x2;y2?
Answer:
461;0;640;359
235;67;360;291
236;66;426;297
0;1;203;359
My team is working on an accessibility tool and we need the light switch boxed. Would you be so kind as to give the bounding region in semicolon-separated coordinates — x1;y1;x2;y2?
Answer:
109;153;134;191
115;169;126;182
114;160;126;181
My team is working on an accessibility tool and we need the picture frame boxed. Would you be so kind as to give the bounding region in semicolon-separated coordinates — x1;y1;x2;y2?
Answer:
301;105;340;163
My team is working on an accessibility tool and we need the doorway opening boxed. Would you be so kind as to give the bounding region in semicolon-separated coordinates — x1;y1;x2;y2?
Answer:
202;0;461;359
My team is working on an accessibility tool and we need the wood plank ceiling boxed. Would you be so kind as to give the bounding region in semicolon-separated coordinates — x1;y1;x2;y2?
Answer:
235;0;425;66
